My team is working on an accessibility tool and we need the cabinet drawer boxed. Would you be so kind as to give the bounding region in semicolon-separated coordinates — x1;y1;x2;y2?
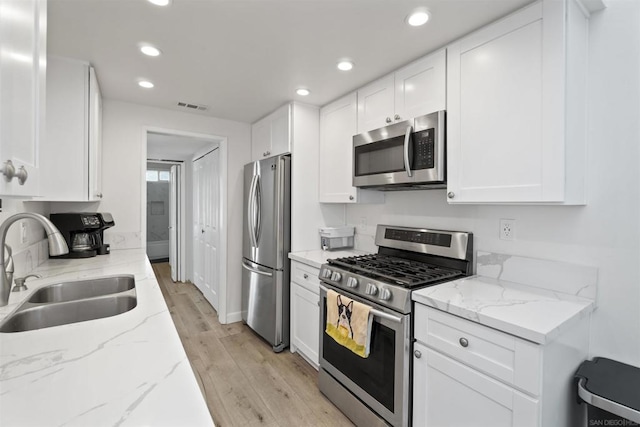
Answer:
291;261;320;294
415;304;541;396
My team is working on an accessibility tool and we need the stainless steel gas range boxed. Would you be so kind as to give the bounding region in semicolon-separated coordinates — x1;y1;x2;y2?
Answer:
318;225;473;427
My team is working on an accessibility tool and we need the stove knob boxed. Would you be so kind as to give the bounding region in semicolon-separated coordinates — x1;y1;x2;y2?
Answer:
322;269;332;279
379;288;392;301
366;283;378;296
346;277;359;288
331;272;342;282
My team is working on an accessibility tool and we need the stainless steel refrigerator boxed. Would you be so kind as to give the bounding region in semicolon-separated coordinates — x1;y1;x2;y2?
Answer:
241;154;291;352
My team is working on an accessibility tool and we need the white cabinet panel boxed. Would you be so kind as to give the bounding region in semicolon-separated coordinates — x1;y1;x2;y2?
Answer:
394;49;446;122
446;0;588;204
357;74;395;133
291;282;319;368
40;56;103;201
319;93;383;204
357;49;446;134
251;104;291;161
413;343;539;427
0;0;45;197
415;304;541;395
290;260;320;367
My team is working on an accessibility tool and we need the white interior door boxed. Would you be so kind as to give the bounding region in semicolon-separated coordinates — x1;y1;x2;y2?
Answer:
169;164;180;282
192;149;220;310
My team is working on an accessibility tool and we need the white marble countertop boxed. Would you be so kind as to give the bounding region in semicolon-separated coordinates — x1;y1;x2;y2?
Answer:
288;249;369;269
0;249;214;427
412;275;595;345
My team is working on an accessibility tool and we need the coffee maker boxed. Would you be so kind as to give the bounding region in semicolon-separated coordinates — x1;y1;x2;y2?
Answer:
49;213;115;258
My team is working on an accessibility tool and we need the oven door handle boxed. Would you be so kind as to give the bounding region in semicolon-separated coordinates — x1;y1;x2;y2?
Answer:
403;125;413;177
319;284;403;324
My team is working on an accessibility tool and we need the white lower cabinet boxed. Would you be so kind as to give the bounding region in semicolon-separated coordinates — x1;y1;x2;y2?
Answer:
414;343;539;427
290;261;320;367
413;304;589;427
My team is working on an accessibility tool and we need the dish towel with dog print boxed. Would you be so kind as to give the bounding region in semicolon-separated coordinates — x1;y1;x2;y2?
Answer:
325;289;373;358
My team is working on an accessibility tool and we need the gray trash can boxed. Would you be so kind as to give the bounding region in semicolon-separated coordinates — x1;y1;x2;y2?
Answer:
575;357;640;426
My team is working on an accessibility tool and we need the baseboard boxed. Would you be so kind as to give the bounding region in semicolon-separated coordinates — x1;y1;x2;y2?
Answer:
222;311;243;324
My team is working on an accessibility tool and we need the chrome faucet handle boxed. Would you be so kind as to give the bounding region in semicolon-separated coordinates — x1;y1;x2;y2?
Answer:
12;274;41;292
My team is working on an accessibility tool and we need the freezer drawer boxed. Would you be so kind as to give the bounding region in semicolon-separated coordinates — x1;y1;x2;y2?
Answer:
241;258;289;352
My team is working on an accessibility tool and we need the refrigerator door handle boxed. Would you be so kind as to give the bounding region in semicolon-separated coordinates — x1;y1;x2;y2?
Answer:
242;260;273;277
255;175;262;245
248;175;258;248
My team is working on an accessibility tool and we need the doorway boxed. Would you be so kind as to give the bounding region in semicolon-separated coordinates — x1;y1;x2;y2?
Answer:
144;129;228;318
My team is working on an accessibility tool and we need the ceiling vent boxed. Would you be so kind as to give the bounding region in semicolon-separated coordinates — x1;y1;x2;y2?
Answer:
177;101;208;111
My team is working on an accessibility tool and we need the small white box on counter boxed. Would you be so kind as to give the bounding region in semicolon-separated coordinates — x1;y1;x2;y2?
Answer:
319;226;355;251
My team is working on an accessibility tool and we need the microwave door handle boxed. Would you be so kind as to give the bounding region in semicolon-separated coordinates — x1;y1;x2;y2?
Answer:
403;125;413;177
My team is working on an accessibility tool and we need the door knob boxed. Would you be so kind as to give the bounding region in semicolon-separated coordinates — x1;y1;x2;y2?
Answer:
1;160;15;182
447;192;455;199
394;114;401;121
414;350;422;359
385;117;392;123
201;229;205;234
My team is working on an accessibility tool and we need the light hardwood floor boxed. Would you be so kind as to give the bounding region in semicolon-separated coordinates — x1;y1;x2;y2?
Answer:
152;262;354;427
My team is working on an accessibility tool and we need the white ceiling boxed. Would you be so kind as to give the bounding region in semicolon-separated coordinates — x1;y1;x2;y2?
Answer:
47;0;532;124
147;132;220;160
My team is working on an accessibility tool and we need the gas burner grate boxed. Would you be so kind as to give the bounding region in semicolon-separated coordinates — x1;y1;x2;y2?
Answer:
329;254;462;287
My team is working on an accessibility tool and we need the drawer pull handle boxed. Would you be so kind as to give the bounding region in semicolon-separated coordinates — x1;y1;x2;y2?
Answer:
303;274;308;279
414;350;422;359
459;337;469;348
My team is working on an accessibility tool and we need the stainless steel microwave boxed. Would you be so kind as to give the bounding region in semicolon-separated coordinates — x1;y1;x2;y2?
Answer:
352;110;445;190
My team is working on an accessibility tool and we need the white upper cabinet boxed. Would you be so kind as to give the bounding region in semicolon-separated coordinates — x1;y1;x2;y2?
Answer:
0;0;46;197
251;104;291;161
446;0;588;204
40;56;103;201
357;49;446;134
319;93;383;204
394;49;447;123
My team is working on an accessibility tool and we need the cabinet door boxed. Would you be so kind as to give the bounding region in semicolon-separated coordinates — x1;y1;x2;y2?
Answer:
0;0;45;196
357;74;394;133
319;93;358;203
88;67;103;201
251;118;270;161
394;49;446;121
291;282;319;367
446;2;585;204
413;343;539;427
40;57;90;200
269;104;291;157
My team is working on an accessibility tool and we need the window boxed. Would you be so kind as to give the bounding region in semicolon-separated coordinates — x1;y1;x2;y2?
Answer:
146;170;158;182
146;169;171;182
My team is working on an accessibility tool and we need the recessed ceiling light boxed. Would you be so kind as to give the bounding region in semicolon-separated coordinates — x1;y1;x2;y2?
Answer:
138;80;154;89
337;60;354;71
147;0;171;6
140;45;161;57
407;9;430;27
296;88;310;96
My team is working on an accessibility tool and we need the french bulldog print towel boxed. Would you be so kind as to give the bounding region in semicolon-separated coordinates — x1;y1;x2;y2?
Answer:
325;289;373;358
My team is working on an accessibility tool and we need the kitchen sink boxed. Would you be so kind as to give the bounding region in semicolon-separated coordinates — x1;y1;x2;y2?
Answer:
28;275;135;303
0;275;137;333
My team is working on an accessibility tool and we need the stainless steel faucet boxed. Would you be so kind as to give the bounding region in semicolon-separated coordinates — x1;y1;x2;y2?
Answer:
0;213;69;307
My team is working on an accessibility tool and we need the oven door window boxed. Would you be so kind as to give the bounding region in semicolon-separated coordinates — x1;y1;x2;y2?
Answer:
322;306;396;412
354;135;409;177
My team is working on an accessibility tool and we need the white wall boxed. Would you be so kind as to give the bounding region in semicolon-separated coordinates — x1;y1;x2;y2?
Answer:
94;100;251;321
345;0;640;366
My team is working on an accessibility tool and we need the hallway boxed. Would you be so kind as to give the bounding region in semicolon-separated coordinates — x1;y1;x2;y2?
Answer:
152;263;353;427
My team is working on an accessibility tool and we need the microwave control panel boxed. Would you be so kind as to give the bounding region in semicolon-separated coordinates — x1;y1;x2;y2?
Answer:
413;128;435;170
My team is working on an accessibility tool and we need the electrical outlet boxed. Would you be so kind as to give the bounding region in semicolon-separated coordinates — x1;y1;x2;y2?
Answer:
20;221;28;244
499;219;515;241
